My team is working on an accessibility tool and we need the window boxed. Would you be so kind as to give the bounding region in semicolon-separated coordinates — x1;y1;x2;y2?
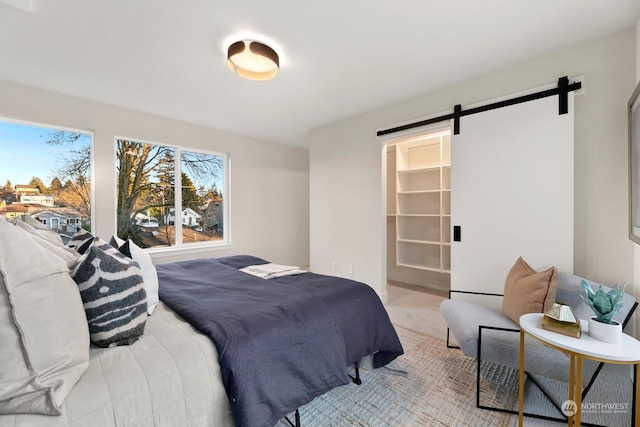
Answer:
0;119;92;238
115;138;227;249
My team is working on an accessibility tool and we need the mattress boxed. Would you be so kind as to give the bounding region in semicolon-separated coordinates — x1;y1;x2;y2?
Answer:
158;255;404;427
0;303;234;427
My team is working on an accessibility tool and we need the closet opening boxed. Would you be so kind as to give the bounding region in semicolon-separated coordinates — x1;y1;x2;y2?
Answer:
385;127;451;293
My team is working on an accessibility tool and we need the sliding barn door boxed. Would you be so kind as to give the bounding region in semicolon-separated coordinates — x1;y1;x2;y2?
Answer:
450;92;574;300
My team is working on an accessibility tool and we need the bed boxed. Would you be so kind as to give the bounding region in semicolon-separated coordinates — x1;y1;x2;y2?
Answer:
0;215;403;427
0;302;234;427
157;255;404;427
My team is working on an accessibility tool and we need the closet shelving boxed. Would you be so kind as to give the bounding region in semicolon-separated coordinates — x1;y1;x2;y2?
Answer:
394;131;451;274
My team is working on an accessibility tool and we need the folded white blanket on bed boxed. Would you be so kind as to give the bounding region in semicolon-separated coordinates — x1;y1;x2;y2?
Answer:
240;263;308;279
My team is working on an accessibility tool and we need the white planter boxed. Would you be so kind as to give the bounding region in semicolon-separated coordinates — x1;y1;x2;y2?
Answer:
588;317;622;344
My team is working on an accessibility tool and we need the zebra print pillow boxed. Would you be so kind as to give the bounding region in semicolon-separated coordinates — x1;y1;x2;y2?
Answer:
67;229;95;252
77;235;122;257
71;244;147;348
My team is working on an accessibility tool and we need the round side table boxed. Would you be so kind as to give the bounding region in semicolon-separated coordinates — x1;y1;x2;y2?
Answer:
518;312;640;427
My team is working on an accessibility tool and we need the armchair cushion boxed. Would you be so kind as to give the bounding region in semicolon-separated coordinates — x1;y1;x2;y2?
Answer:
440;299;582;382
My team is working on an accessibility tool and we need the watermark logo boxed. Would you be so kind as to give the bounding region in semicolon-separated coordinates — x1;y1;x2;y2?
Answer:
561;400;630;416
561;400;577;417
582;402;630;414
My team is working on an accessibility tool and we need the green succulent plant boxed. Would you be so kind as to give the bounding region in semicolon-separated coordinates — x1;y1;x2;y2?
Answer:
579;280;626;324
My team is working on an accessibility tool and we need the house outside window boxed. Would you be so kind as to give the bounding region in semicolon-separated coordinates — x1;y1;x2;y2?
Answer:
0;119;93;239
115;138;227;249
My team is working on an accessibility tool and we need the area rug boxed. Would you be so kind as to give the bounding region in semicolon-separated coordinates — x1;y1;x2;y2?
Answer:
275;326;515;427
274;325;635;427
492;362;634;427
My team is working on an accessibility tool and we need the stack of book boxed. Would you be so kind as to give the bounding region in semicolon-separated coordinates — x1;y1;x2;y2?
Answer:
540;302;581;338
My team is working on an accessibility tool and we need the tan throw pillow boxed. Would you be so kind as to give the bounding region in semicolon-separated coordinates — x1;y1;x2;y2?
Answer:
502;256;559;324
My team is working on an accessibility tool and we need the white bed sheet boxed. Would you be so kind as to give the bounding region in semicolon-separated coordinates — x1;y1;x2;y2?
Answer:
0;303;234;427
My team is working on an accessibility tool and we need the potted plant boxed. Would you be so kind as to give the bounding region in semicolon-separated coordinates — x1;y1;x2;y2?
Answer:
580;280;626;343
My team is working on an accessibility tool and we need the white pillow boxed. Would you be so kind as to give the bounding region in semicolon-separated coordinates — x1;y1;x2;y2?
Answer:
14;219;63;245
111;235;159;315
22;214;49;230
0;218;89;415
13;220;80;269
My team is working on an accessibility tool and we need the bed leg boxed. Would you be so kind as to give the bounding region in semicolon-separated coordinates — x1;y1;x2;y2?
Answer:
349;361;362;385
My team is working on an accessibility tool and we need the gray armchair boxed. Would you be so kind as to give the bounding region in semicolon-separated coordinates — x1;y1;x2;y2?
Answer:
440;272;638;423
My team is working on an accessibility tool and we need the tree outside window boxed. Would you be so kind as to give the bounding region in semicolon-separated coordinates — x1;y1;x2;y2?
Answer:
115;138;226;249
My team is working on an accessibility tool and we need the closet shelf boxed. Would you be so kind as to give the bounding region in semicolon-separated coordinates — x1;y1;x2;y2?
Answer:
394;133;451;276
398;238;440;245
387;129;452;287
397;165;441;174
398;190;441;194
397;262;451;274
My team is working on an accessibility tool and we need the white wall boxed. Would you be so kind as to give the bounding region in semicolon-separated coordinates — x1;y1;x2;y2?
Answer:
632;16;640;336
308;29;637;301
637;16;640;83
0;80;310;266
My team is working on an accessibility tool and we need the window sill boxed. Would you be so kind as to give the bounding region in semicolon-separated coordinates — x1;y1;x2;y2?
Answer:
147;241;233;264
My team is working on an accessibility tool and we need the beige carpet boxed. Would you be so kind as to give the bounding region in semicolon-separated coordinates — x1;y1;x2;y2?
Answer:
276;326;514;426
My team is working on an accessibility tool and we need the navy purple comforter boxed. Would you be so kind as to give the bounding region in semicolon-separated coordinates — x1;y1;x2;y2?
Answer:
157;255;403;427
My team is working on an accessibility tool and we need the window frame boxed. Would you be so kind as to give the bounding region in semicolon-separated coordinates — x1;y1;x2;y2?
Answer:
113;135;230;253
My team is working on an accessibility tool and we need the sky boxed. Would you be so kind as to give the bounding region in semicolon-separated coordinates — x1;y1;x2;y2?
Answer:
0;119;222;193
0;120;87;186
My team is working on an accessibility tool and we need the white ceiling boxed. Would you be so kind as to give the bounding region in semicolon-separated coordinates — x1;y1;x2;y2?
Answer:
1;1;639;148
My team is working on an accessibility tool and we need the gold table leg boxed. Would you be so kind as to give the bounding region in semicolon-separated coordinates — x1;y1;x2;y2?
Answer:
519;330;525;427
568;354;574;426
635;364;639;427
575;355;582;426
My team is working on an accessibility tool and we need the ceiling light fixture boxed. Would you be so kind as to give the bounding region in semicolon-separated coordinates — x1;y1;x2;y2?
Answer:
227;40;279;81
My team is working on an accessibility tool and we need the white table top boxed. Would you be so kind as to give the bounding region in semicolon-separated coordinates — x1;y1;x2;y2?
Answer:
519;313;640;363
